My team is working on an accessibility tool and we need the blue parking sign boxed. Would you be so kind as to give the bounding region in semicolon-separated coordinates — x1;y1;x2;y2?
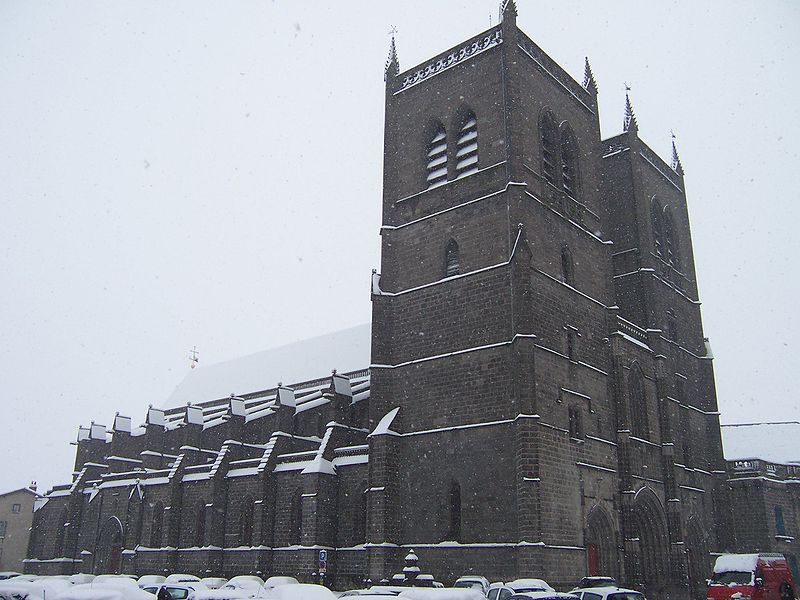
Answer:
319;549;327;561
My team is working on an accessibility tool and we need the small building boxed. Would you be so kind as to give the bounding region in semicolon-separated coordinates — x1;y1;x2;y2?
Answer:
0;484;39;573
720;422;800;578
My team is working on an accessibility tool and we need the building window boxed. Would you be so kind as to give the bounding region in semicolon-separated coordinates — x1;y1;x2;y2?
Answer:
0;520;7;537
195;502;206;547
628;363;649;438
447;481;462;542
664;209;680;268
354;481;367;544
239;497;254;546
680;409;692;465
569;405;583;440
445;239;460;276
455;111;478;178
560;126;579;198
289;489;302;546
561;244;574;286
11;504;21;514
566;329;578;361
651;198;664;258
776;506;787;536
665;310;678;342
540;111;558;186
150;502;164;548
426;122;448;187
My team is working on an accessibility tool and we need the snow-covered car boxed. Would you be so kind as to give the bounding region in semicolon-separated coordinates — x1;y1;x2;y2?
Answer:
454;576;490;595
138;576;166;589
254;584;335;599
260;578;297;592
569;587;644;600
94;576;138;586
164;576;201;585
338;590;401;598
199;579;227;590
54;581;155;600
0;578;72;600
222;576;264;592
397;589;487;600
70;575;96;585
508;593;578;600
570;579;616;592
507;580;554;594
0;574;21;582
153;583;209;600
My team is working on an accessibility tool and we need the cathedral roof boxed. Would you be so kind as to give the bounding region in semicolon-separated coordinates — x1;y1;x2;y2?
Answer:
163;324;370;409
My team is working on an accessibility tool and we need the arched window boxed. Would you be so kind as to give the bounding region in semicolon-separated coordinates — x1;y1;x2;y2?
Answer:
628;363;649;438
426;122;448;187
447;481;462;542
455;111;478;178
665;310;678;342
560;126;579;198
568;405;583;440
561;244;574;286
195;501;206;547
540;111;558;186
353;481;367;544
54;508;69;556
150;502;164;548
651;199;664;258
775;506;786;536
445;239;460;277
239;497;254;546
289;489;303;546
664;209;680;268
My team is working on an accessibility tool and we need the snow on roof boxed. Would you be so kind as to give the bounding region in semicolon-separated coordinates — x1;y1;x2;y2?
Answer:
164;324;370;409
713;554;760;573
721;422;800;464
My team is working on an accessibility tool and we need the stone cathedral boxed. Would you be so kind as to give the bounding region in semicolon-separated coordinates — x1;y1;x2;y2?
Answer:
27;4;727;598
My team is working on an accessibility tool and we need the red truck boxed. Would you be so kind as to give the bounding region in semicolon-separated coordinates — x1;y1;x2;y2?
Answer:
708;553;796;600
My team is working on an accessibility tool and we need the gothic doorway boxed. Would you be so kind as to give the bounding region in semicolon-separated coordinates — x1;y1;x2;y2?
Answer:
95;517;124;574
630;489;669;596
586;506;617;577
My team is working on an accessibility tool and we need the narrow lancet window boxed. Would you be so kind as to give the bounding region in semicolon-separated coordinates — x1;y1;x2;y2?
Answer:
540;111;558;186
426;123;448;187
445;239;460;277
455;112;478;177
561;127;579;197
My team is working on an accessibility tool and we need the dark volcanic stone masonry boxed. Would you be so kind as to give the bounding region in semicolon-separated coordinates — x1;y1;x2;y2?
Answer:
27;4;733;598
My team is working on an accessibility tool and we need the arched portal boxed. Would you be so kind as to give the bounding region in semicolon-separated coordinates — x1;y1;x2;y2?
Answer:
95;517;124;574
685;517;710;600
630;489;670;595
586;506;617;578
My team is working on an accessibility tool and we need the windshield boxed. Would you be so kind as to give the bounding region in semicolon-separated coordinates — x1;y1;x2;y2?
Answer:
711;572;753;586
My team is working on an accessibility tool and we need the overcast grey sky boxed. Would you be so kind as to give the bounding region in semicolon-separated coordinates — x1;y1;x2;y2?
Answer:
1;1;798;494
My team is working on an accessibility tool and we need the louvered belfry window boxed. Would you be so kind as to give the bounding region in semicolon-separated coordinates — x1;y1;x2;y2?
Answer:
455;112;478;177
426;124;448;187
445;239;459;276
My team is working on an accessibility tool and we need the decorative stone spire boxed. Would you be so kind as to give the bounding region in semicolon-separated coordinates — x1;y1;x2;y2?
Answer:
500;0;517;22
582;57;598;93
623;88;638;134
671;133;684;175
384;32;399;81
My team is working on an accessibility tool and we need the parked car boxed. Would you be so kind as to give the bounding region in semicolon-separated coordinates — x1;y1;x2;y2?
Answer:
154;583;209;600
69;574;96;585
708;553;796;600
255;584;335;599
261;578;297;591
55;582;155;600
0;574;20;582
223;576;265;592
508;594;579;600
165;576;201;585
138;576;166;589
0;578;72;600
570;578;616;591
507;580;554;593
397;589;487;600
570;586;644;600
339;590;401;597
455;576;490;595
199;579;227;590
